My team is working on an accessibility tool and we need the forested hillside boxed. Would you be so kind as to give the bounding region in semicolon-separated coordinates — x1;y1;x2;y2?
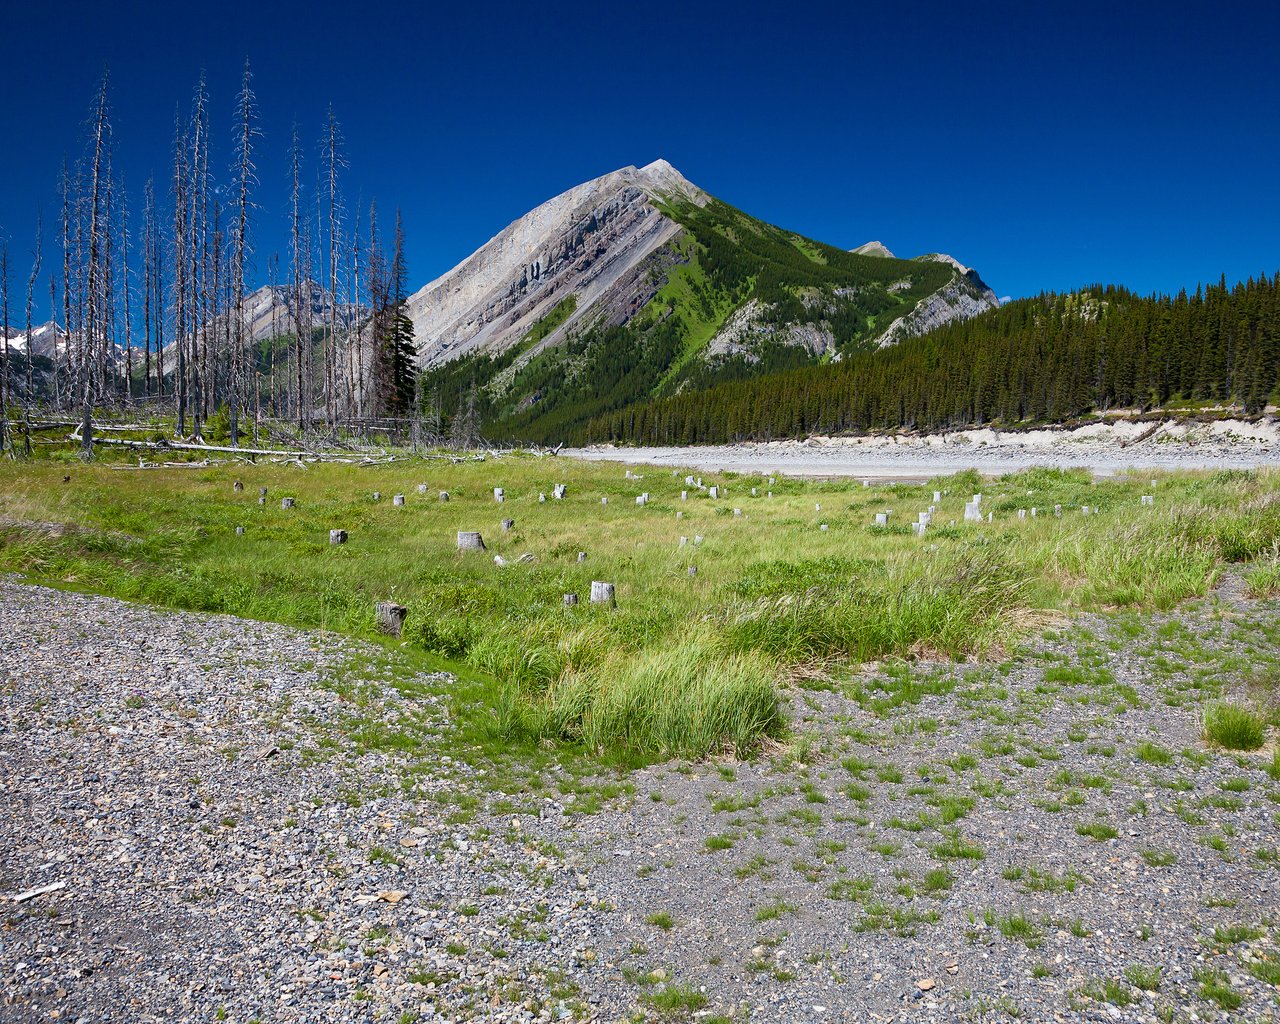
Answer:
419;196;992;442
577;274;1280;444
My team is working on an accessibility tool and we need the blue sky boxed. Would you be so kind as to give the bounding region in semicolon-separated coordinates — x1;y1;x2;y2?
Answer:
2;0;1277;317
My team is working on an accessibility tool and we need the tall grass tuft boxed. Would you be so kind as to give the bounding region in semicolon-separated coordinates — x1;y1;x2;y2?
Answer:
1202;701;1267;751
504;637;784;760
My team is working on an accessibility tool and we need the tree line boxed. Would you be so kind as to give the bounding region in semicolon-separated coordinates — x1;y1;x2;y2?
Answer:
578;275;1280;444
0;63;417;458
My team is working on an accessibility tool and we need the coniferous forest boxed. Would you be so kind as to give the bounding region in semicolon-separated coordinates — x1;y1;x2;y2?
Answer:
578;275;1280;445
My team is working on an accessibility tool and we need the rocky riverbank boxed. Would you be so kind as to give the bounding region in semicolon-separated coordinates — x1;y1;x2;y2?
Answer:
2;579;1278;1022
564;418;1280;479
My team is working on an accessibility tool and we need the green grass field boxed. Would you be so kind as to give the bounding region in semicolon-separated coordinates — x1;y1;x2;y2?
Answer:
2;452;1279;761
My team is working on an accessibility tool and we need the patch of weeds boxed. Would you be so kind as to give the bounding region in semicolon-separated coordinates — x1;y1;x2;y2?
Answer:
1212;923;1264;944
1123;963;1163;991
1141;849;1177;867
1203;702;1267;750
645;912;675;931
1194;967;1244;1010
704;834;736;852
1075;820;1118;842
1136;741;1173;765
755;899;798;922
641;984;708;1012
931;829;985;860
985;909;1044;948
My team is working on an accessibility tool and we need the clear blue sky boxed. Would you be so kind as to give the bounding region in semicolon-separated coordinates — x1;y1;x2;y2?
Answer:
2;0;1277;318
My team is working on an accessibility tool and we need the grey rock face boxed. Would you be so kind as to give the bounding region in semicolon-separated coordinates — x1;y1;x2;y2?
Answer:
405;160;706;368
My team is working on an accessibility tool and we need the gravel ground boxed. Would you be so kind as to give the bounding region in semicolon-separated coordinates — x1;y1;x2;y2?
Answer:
2;579;1278;1023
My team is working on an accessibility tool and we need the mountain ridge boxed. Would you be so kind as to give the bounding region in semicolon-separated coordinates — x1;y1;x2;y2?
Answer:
411;160;998;442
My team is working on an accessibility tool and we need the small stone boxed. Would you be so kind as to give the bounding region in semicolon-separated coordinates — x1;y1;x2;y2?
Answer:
916;978;936;991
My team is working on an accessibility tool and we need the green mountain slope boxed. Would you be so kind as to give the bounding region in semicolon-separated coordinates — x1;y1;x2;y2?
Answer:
420;195;995;443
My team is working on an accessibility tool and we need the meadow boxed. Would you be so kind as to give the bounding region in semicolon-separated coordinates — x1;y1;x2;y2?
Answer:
2;451;1279;761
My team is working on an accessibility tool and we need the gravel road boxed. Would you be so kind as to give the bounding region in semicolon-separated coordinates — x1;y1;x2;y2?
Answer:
2;579;1278;1022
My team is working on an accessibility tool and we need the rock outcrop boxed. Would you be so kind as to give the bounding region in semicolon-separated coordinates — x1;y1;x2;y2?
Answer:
405;160;706;367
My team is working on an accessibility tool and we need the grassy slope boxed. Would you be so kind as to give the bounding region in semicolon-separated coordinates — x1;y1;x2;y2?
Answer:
5;455;1280;761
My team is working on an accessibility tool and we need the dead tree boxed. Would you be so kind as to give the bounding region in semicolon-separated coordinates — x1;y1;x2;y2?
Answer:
230;58;258;447
289;124;305;432
81;70;112;460
24;212;43;421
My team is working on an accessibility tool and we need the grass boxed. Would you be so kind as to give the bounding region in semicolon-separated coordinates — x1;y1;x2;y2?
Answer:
1202;701;1268;750
3;454;1280;762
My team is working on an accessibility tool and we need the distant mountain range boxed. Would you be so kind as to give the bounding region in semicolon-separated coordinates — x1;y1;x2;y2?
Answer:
409;160;998;441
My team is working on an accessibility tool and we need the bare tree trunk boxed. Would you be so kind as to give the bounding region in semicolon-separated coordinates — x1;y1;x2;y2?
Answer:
24;213;43;428
290;124;305;433
1;244;9;456
82;71;111;460
173;108;188;436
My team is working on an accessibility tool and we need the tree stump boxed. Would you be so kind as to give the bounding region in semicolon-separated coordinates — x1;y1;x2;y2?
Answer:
393;494;405;506
709;486;719;499
875;513;888;526
694;535;703;545
233;480;244;492
589;581;615;606
1054;504;1062;517
679;536;688;547
933;491;942;503
417;483;429;494
676;511;684;520
539;493;546;502
820;523;829;531
553;484;566;500
681;490;687;500
457;531;486;551
751;487;757;496
815;503;821;512
964;502;981;522
577;551;587;562
688;566;698;576
563;593;578;607
372;492;381;501
235;526;245;536
494;488;504;502
281;497;295;509
501;518;515;532
375;601;408;637
1141;495;1154;506
733;508;742;516
330;529;347;545
601;497;608;505
439;492;449;502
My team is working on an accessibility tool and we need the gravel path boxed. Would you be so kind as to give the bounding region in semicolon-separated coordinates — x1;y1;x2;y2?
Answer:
2;579;1278;1022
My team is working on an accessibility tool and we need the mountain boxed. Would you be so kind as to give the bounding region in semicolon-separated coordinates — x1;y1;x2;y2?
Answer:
2;321;66;359
411;160;998;443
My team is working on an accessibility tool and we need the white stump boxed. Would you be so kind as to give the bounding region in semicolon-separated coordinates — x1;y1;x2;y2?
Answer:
375;601;407;637
875;513;888;526
577;551;587;562
501;518;515;532
393;494;405;506
281;497;295;509
494;488;504;503
439;491;449;503
457;531;486;551
590;581;615;606
564;593;578;607
709;486;719;499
